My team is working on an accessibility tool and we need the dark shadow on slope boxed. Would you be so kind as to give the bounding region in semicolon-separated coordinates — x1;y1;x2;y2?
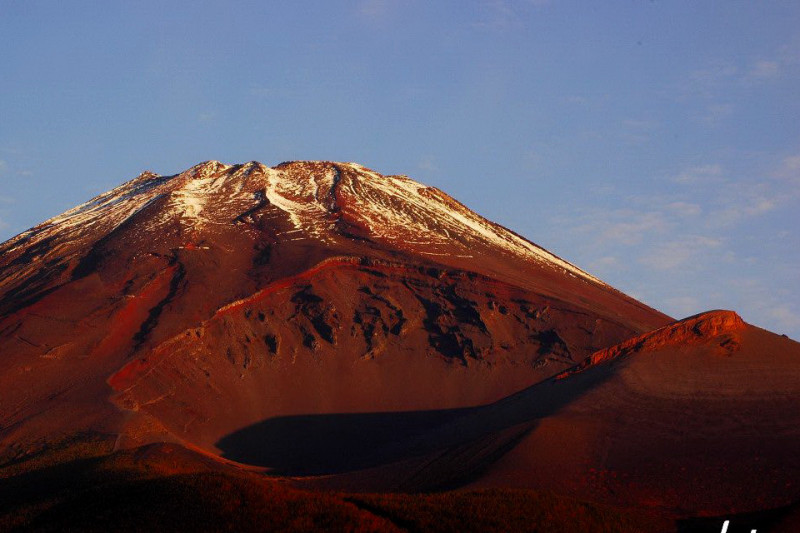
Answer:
216;407;477;476
0;456;107;514
0;440;673;532
216;361;617;480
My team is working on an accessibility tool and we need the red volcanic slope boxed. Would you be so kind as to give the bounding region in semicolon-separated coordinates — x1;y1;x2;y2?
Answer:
303;310;800;518
471;312;800;517
4;160;798;527
0;160;668;461
556;308;746;378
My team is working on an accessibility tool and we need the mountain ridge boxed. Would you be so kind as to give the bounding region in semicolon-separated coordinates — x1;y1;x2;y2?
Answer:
0;159;668;459
3;160;795;529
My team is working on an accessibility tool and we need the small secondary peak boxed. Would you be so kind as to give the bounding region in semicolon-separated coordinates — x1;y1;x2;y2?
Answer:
558;310;746;378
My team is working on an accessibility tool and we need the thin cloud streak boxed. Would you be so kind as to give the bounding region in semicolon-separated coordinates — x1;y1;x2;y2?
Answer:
638;236;722;271
672;164;724;184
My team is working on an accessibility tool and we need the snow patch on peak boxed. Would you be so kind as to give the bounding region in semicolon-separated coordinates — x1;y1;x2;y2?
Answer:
261;165;339;241
190;160;230;177
45;173;165;232
342;162;382;175
135;170;161;181
227;161;267;187
1;159;607;291
335;166;605;286
166;163;248;226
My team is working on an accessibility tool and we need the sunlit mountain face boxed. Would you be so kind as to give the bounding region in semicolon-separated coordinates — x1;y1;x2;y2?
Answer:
1;161;797;532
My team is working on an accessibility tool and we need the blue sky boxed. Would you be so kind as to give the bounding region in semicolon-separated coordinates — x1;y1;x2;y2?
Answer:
1;1;798;338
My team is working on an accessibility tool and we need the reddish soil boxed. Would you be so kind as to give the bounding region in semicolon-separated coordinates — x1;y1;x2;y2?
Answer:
299;312;799;520
1;161;797;530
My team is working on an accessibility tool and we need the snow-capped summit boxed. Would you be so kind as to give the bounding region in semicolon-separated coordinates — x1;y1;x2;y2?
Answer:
2;160;605;294
0;159;669;480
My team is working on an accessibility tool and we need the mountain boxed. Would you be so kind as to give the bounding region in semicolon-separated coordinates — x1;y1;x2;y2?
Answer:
1;160;797;531
0;160;667;454
300;310;800;517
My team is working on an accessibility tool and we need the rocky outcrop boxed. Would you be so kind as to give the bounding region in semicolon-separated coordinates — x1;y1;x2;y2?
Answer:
558;310;746;379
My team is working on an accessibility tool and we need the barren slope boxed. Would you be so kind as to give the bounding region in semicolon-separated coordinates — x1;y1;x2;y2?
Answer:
1;160;797;530
301;311;800;518
0;160;668;461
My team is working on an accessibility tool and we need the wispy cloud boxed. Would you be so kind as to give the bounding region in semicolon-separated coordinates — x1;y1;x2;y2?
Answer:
720;277;800;339
769;305;800;335
551;155;792;281
663;295;702;318
776;153;800;188
672;163;724;184
696;155;798;228
591;256;618;268
708;197;774;228
570;209;670;246
0;159;7;176
744;197;776;215
638;235;722;271
548;147;799;337
679;62;738;99
564;155;793;258
673;51;791;123
665;201;702;217
679;54;786;98
587;255;621;277
781;154;800;172
749;59;780;79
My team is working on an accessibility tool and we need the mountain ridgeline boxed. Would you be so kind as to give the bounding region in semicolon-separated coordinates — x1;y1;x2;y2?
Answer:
1;160;798;531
